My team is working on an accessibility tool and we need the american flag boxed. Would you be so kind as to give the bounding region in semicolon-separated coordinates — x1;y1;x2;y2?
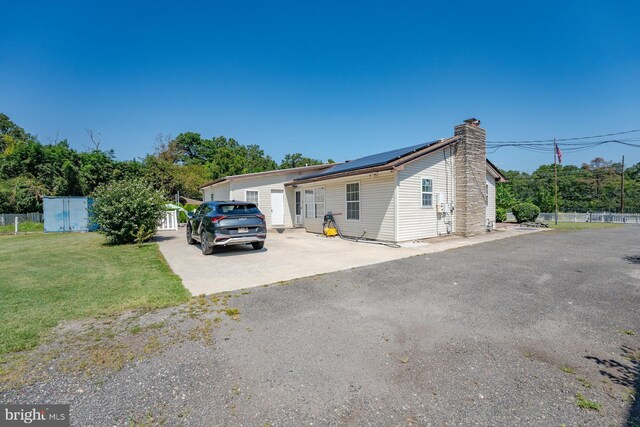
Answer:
556;143;563;164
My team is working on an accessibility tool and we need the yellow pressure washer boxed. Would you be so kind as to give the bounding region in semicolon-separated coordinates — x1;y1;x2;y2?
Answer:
322;212;339;237
321;211;401;248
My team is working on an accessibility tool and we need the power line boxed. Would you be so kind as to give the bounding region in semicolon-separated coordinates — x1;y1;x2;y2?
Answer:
504;174;622;180
487;139;640;154
487;128;640;144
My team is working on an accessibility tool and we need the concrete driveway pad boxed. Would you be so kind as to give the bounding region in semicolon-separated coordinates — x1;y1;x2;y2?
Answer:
156;226;543;295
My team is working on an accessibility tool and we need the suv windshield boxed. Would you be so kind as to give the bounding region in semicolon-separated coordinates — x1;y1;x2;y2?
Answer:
216;204;261;215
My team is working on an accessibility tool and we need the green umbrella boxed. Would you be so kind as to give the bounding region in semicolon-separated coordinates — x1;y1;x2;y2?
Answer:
165;203;188;213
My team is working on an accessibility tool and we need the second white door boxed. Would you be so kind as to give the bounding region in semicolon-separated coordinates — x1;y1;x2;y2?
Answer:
271;190;284;226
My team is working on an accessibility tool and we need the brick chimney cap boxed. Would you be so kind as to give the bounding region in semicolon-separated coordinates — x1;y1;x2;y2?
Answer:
463;118;481;126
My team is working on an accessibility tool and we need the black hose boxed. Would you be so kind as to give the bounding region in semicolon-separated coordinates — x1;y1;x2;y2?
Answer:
323;212;401;248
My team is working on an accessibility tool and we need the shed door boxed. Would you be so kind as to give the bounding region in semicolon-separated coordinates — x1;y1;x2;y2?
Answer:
67;198;89;231
43;197;65;232
271;190;284;226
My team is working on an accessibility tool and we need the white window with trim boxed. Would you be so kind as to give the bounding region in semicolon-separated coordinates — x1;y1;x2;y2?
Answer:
304;189;315;218
346;182;360;220
421;178;433;207
314;187;325;219
245;190;259;207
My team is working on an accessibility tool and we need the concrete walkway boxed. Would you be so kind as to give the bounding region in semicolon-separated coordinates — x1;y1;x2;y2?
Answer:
156;225;544;295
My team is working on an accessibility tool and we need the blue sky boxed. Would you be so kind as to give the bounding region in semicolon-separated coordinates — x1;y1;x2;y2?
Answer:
1;1;639;172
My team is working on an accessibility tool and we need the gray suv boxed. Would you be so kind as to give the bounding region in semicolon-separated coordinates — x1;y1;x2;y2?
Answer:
186;201;267;255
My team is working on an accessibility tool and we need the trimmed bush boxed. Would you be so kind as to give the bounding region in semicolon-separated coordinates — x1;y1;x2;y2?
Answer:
512;202;540;223
496;207;507;222
91;179;166;244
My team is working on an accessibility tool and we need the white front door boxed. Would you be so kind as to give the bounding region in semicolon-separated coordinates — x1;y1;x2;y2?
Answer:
295;190;303;225
271;190;284;226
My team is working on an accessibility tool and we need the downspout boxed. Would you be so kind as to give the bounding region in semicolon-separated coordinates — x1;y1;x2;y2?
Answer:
451;145;456;233
394;170;399;243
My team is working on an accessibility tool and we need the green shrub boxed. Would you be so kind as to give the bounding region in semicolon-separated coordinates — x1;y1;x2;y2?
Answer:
496;207;507;222
178;203;199;223
132;224;156;247
91;179;166;244
512;202;540;223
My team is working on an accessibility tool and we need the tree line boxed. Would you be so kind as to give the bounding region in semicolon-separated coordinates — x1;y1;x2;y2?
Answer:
0;113;332;213
4;112;640;215
497;157;640;214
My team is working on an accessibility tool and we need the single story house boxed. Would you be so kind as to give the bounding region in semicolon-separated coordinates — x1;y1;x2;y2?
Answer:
199;119;506;242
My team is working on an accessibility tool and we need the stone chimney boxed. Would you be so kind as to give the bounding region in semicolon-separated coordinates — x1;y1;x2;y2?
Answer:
454;118;487;236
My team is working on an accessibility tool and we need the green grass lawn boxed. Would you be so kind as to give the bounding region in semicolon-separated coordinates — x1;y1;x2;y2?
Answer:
546;222;622;230
0;232;190;355
0;222;44;233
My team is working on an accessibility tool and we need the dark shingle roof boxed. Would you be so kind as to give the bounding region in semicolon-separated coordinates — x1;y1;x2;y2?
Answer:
295;140;440;181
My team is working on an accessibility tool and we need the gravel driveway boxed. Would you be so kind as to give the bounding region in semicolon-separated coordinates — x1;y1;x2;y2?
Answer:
2;227;639;426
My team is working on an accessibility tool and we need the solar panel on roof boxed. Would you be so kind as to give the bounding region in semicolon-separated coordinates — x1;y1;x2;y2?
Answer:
295;140;440;181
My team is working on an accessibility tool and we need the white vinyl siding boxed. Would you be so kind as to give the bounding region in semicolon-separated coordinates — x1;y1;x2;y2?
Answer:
201;151;496;240
299;172;395;241
203;182;231;202
486;174;496;228
397;149;456;241
245;190;259;206
346;182;360;220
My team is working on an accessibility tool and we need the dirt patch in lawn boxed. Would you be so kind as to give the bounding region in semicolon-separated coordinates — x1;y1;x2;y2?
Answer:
0;293;243;392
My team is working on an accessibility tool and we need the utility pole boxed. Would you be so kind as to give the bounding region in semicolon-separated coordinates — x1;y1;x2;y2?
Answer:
621;155;625;213
554;138;559;225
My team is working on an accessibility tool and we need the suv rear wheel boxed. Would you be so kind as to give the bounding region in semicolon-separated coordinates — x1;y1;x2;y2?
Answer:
251;241;264;250
201;231;214;255
186;225;196;245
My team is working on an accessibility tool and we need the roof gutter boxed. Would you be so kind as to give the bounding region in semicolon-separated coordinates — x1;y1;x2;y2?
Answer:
486;159;507;182
198;163;338;190
198;177;228;190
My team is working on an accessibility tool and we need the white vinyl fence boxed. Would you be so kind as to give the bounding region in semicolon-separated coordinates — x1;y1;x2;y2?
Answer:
581;212;640;224
507;211;640;224
536;212;591;223
157;210;178;231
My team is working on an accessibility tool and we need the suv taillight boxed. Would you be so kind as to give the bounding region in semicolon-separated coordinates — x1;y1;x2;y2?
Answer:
210;215;227;223
256;214;265;220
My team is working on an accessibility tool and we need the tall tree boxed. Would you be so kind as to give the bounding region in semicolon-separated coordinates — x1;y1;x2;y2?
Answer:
0;113;35;153
280;153;323;169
